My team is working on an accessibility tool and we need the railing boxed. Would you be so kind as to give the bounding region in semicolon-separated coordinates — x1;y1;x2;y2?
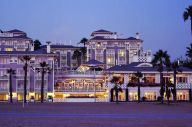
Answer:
176;83;191;89
55;70;104;76
0;88;8;92
35;76;48;80
54;88;106;92
0;76;8;80
17;87;29;92
34;88;48;92
15;75;30;79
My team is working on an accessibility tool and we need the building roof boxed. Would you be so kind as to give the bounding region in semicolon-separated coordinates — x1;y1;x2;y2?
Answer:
107;62;192;72
7;29;25;33
90;36;142;41
0;35;32;40
0;49;56;56
83;59;105;66
41;45;82;49
91;29;113;36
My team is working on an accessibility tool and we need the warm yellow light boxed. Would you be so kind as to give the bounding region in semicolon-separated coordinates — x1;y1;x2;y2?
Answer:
47;92;54;97
5;48;13;51
6;94;9;100
12;92;17;98
107;58;111;63
89;94;94;97
170;77;173;83
29;92;35;97
63;94;70;97
120;51;125;56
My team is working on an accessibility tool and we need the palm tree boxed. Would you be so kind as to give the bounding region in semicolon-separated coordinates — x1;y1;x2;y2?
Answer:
183;5;192;33
79;38;88;63
33;40;42;50
80;47;87;64
151;50;171;104
133;71;143;103
110;76;123;104
165;85;171;105
21;55;31;103
170;61;182;102
72;50;82;67
186;43;192;61
36;61;51;103
79;38;88;47
7;68;15;103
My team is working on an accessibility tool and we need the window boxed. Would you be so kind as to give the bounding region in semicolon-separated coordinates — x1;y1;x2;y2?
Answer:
5;48;13;51
177;77;187;83
118;49;125;57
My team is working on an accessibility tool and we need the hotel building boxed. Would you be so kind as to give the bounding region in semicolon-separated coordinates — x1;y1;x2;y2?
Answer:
0;29;55;101
0;29;191;102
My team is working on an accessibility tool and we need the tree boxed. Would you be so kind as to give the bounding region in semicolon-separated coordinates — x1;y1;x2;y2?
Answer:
7;68;16;103
133;71;143;103
36;61;51;103
165;85;171;105
79;38;88;47
79;38;88;63
33;40;42;50
151;49;171;104
170;61;182;102
20;55;31;103
80;47;87;64
183;5;192;33
110;76;123;104
72;50;82;67
186;43;192;61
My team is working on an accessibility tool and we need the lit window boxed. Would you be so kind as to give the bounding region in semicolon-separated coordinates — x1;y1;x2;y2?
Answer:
119;50;125;57
107;58;111;63
5;48;13;51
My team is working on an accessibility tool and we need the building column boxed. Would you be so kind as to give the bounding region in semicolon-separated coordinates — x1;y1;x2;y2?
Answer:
155;73;160;83
124;74;129;101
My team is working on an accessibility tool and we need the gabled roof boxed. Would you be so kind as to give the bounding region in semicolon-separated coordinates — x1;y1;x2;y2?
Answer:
7;29;25;33
41;45;82;49
93;29;113;33
127;37;137;40
91;29;113;36
107;62;192;72
90;36;142;41
0;35;32;40
83;59;105;66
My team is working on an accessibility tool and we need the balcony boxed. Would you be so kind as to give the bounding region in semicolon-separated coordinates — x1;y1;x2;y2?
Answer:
17;87;29;92
0;75;8;80
34;87;48;92
176;83;191;89
55;70;105;78
54;87;106;92
0;88;8;92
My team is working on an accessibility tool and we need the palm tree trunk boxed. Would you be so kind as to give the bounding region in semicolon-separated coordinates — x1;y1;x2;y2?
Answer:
9;73;12;103
191;17;192;34
41;69;45;103
138;81;140;103
24;63;27;103
160;72;164;104
110;89;113;102
173;71;177;102
125;88;129;101
115;89;118;104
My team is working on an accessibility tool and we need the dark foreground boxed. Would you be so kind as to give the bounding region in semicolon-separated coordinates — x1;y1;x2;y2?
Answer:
0;102;192;127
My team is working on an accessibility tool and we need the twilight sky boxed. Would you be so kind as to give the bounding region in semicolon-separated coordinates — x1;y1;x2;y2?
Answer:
1;0;192;60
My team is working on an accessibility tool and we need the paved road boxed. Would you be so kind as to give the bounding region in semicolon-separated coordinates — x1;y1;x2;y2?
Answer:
1;112;192;119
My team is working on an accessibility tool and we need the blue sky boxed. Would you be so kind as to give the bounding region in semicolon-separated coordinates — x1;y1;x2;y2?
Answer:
1;0;191;60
